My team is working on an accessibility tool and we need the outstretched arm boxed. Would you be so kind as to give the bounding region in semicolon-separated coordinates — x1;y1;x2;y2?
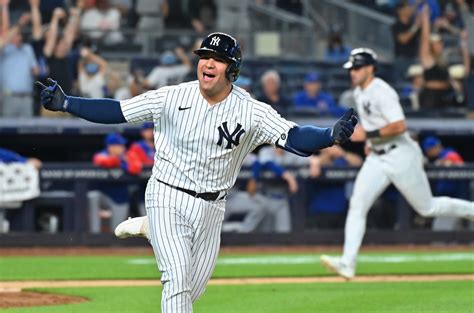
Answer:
43;8;66;57
419;5;433;68
36;78;126;124
62;6;82;53
0;0;9;36
282;108;358;157
1;11;30;50
29;0;42;40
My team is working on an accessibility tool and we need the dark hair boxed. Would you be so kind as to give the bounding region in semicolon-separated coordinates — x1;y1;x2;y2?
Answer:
327;33;343;52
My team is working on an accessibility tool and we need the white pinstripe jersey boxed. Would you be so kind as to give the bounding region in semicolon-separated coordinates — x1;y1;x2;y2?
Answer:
120;80;296;192
353;77;405;132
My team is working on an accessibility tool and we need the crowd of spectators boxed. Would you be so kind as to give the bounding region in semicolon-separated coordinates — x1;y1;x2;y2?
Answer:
1;0;473;119
0;0;216;118
391;0;472;114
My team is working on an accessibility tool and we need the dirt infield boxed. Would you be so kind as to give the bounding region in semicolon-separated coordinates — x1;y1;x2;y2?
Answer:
1;274;473;309
0;291;87;309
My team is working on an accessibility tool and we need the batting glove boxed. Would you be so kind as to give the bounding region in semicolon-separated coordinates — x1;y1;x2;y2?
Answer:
35;78;68;112
331;108;358;144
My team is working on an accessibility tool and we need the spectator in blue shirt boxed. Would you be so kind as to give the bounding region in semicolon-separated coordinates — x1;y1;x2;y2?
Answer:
325;32;351;63
87;133;142;233
293;71;345;117
421;136;467;198
421;136;470;230
0;12;39;117
307;145;362;229
0;148;42;169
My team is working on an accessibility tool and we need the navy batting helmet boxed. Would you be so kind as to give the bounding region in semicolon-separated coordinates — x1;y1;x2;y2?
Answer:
194;32;242;82
343;48;378;70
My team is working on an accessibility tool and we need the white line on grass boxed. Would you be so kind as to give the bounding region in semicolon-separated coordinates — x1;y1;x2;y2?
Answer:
127;253;474;265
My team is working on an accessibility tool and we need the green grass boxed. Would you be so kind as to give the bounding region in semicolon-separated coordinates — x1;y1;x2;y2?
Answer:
1;252;473;280
0;256;158;280
1;251;473;312
2;281;474;313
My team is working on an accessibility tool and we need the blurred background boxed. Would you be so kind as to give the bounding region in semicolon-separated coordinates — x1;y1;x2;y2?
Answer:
0;0;473;246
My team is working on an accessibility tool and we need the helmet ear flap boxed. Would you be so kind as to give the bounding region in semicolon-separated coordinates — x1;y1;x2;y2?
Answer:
226;62;240;82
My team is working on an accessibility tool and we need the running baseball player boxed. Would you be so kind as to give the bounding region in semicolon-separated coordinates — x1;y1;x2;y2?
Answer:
36;32;358;313
320;48;474;280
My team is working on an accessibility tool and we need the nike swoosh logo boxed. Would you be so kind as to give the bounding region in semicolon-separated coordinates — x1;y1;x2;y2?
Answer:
178;106;191;111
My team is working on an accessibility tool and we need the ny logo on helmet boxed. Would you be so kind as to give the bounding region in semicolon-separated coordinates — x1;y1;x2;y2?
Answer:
217;122;245;149
210;36;221;46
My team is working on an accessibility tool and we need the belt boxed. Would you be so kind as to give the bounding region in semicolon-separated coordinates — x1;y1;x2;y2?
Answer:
156;179;225;201
372;144;397;155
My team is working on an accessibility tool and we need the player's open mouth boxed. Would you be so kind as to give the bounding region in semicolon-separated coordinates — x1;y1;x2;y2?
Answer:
203;72;216;81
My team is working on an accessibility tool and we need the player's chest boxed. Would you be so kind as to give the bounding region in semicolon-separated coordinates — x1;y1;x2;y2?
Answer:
355;93;382;121
162;102;253;150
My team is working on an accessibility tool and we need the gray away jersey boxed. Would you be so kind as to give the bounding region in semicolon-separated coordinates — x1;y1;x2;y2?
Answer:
120;81;296;192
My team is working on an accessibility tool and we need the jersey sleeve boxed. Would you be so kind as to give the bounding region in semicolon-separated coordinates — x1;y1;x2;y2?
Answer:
254;102;296;147
120;88;168;123
377;86;405;124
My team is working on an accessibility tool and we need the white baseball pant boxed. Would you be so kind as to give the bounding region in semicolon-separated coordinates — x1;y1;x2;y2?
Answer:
145;179;225;313
341;136;474;268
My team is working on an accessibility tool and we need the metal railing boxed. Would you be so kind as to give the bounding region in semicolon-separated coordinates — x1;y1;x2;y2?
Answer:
246;2;317;58
307;0;395;60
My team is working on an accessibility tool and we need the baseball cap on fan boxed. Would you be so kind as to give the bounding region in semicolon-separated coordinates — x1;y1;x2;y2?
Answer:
304;72;320;83
105;133;127;146
421;136;441;152
343;48;378;70
141;122;154;130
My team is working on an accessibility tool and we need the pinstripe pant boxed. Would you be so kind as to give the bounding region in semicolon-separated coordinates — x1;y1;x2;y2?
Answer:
146;179;225;313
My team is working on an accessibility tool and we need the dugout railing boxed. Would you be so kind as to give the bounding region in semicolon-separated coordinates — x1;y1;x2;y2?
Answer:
1;163;473;247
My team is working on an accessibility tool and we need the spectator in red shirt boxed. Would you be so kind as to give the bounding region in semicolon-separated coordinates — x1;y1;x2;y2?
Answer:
129;123;155;215
129;122;155;166
88;133;142;233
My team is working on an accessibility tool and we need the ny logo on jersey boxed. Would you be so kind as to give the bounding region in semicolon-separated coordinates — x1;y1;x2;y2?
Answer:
217;122;246;149
363;101;372;115
210;36;221;46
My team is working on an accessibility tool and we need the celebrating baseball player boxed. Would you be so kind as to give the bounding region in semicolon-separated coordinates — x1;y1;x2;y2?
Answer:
36;32;357;313
320;48;474;280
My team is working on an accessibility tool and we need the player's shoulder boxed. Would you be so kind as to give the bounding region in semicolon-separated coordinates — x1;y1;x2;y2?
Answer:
230;86;279;124
370;77;396;93
144;80;199;98
162;80;199;93
231;85;253;101
232;85;270;110
366;77;398;99
175;80;199;89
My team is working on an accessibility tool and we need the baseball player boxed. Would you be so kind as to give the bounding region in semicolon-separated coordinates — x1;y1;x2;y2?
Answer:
36;32;357;313
320;48;474;280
